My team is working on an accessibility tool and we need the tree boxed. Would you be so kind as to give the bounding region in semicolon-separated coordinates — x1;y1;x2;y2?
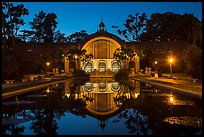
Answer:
67;49;93;70
112;13;147;42
182;44;202;79
53;30;67;43
43;13;58;43
18;29;35;42
2;3;8;48
2;2;29;48
113;47;137;69
140;48;154;69
29;10;46;42
29;10;58;43
50;50;65;70
140;12;201;43
67;30;88;43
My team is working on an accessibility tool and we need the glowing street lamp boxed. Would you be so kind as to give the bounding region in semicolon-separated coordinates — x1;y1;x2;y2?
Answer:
154;61;158;73
46;62;50;77
169;58;173;78
46;62;50;66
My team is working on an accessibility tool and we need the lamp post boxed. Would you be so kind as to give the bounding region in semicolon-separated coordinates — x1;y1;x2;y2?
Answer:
169;58;173;78
154;61;158;73
46;62;50;77
74;55;78;70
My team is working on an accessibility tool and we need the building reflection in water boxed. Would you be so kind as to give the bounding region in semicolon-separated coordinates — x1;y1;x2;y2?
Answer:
64;78;140;130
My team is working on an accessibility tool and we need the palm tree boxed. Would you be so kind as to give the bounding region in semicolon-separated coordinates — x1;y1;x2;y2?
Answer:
113;47;137;69
67;49;88;70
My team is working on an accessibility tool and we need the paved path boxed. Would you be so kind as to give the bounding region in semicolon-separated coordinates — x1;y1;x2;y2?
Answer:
2;77;71;90
2;77;72;99
134;76;202;100
2;79;46;89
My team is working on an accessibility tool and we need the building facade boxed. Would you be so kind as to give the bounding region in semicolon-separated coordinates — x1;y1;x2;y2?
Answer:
64;21;140;76
14;21;188;75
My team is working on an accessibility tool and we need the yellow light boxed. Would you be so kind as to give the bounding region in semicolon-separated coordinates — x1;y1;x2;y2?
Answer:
134;93;139;98
46;62;50;66
46;88;50;93
169;97;174;102
169;58;173;63
126;93;130;99
65;93;70;98
155;61;157;64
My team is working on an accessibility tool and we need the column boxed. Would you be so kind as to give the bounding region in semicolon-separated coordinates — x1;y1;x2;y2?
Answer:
134;56;140;72
65;58;69;73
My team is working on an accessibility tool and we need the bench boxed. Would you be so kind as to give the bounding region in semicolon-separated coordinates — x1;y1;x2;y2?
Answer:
24;74;45;81
21;79;28;82
45;78;51;80
4;80;15;84
191;79;198;83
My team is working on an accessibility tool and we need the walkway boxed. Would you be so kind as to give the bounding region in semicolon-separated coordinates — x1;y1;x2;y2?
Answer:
2;76;72;99
134;75;202;100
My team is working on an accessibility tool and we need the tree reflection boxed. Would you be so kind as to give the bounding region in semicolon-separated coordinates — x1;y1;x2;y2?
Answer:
113;80;150;135
30;109;58;135
2;105;26;135
66;92;88;118
2;121;25;135
117;109;149;135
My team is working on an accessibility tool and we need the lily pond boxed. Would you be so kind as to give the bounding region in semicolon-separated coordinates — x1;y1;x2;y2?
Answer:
2;78;202;135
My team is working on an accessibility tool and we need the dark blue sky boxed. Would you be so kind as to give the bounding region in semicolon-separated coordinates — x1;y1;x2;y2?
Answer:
13;2;202;40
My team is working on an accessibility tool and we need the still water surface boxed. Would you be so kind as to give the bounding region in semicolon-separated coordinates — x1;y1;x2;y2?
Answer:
2;78;202;135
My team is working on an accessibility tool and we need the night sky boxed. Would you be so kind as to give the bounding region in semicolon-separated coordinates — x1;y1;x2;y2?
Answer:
12;2;202;40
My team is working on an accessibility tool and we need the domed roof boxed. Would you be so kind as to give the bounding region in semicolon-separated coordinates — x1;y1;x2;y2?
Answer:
79;30;125;48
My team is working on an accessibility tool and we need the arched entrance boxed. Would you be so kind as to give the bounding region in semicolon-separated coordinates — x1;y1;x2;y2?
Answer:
84;62;93;72
111;61;120;72
98;62;106;72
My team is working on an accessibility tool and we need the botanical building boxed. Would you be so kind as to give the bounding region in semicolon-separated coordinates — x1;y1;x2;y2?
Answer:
14;21;187;76
64;21;140;76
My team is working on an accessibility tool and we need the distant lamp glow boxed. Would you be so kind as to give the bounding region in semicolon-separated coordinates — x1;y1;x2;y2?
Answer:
169;97;174;102
134;93;139;98
46;62;50;77
169;58;173;63
46;88;50;93
125;93;130;99
155;61;158;73
74;55;78;59
168;57;174;78
65;93;70;98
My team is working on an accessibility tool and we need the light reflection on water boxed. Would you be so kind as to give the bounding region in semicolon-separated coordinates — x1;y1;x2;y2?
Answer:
2;78;202;135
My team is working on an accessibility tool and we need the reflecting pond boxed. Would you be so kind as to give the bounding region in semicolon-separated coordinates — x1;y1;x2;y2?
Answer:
2;78;202;135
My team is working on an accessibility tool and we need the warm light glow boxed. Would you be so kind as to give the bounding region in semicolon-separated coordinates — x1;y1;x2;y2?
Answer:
65;93;70;98
74;55;78;59
46;88;50;93
134;93;139;98
169;58;173;63
126;93;130;99
169;97;174;102
155;61;157;64
46;62;50;66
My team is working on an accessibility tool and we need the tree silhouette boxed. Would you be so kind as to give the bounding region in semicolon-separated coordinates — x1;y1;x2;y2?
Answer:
112;13;147;42
2;2;29;48
67;30;88;43
29;10;58;43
